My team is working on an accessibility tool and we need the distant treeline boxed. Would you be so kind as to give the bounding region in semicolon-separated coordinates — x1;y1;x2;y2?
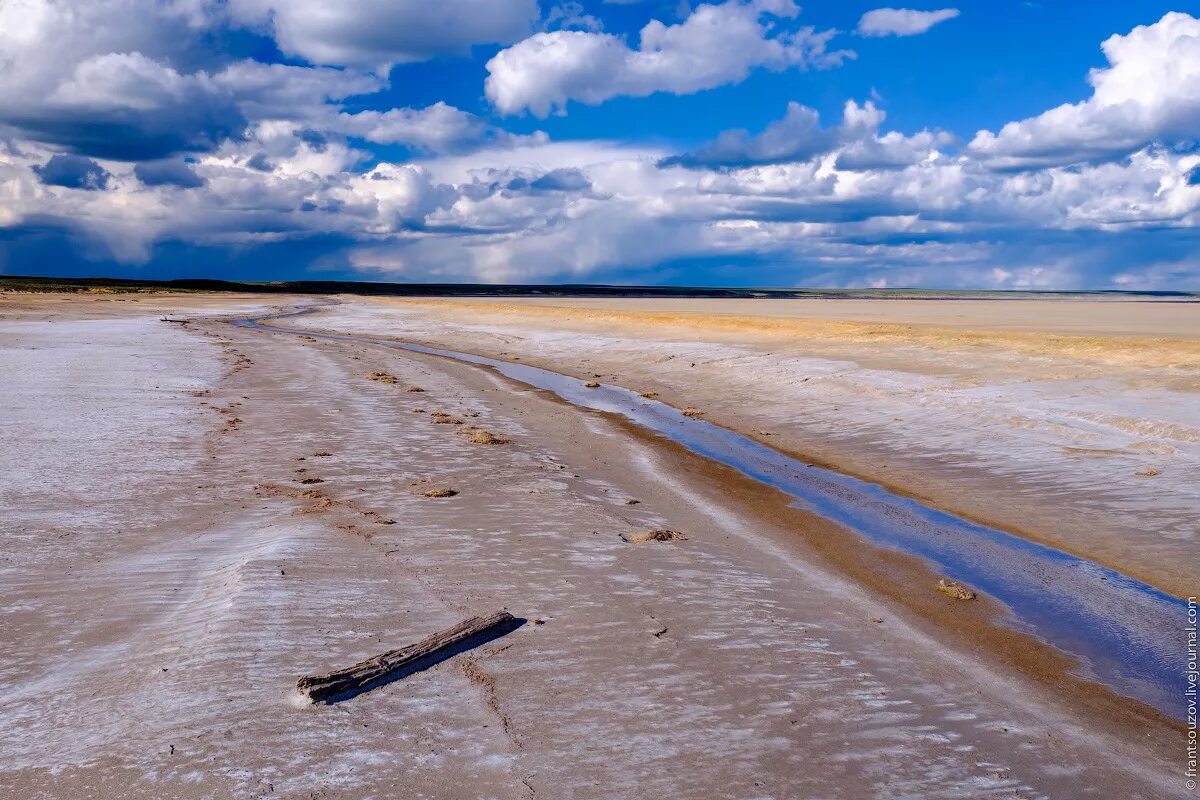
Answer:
1;275;1194;299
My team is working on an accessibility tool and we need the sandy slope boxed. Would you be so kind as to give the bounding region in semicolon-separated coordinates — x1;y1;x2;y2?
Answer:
294;296;1200;597
0;294;1186;799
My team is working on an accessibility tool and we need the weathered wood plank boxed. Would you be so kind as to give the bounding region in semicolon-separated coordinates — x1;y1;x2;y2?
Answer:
297;611;520;703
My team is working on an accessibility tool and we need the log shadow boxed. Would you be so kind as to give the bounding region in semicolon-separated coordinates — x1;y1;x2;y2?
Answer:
313;616;527;704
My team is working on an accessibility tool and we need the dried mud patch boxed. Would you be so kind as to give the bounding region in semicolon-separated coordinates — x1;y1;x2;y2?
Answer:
461;429;510;445
255;483;344;514
621;529;688;544
937;578;978;601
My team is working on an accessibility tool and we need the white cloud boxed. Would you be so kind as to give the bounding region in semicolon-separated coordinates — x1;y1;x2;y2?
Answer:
212;62;384;123
1;5;1197;290
969;12;1200;168
225;0;540;72
333;103;547;154
856;7;960;37
485;0;853;116
664;102;836;167
3;119;1197;286
0;0;241;158
0;1;535;163
664;99;951;169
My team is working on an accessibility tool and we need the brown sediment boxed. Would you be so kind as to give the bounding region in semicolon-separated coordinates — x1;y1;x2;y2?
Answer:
461;656;516;740
383;296;1200;370
621;529;687;544
461;429;509;445
937;578;977;601
367;371;397;383
254;483;344;514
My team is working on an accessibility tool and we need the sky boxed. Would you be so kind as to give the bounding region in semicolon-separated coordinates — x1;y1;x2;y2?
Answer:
0;1;1198;289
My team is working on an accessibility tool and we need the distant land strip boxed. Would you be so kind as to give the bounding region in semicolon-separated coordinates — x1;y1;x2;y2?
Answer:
1;275;1197;300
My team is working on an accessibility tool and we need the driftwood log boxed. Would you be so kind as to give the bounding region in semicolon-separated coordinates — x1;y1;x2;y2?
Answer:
297;611;519;703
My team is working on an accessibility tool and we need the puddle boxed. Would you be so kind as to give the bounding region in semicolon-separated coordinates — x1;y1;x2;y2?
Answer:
234;309;1189;719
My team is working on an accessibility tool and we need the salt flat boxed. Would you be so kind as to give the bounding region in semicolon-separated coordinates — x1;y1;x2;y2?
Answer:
305;295;1200;597
0;293;1187;799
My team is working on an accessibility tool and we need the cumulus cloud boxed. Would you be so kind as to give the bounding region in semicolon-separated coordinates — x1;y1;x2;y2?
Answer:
856;8;960;37
969;12;1200;168
225;0;540;71
1;5;1197;290
4;118;1198;286
543;2;604;33
34;154;111;190
528;168;592;192
0;2;525;162
0;1;245;159
334;103;547;155
485;0;853;116
212;62;385;124
134;160;205;188
663;103;836;167
663;99;950;169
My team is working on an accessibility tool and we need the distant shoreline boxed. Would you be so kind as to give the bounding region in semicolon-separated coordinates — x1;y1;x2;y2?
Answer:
2;274;1197;300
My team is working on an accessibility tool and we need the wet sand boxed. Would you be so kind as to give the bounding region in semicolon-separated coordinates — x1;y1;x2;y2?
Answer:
0;293;1189;798
302;295;1200;598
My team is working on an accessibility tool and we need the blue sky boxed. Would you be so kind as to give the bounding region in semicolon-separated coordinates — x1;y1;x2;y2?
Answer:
1;1;1198;288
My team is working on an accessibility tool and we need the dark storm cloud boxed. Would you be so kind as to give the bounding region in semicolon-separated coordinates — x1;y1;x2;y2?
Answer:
33;154;111;190
134;160;206;188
